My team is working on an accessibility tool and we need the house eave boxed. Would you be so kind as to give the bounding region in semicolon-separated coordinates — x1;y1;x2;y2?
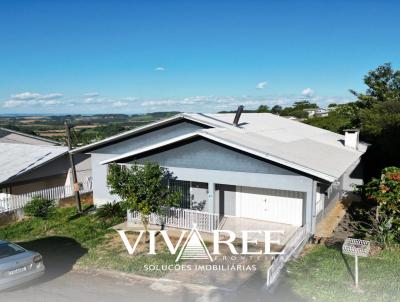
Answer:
100;132;338;183
0;150;69;186
70;113;222;154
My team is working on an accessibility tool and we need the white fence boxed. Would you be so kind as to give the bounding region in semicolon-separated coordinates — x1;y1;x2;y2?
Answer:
0;180;92;213
266;226;310;289
128;207;220;233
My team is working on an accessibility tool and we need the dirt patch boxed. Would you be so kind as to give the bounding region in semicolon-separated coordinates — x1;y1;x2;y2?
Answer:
59;192;93;207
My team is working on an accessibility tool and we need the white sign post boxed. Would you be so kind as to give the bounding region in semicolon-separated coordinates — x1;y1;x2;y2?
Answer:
342;238;370;288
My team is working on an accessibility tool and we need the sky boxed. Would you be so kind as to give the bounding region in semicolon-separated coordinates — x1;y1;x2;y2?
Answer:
0;0;399;114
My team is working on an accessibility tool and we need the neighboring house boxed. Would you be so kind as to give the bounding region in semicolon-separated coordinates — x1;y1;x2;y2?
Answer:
315;108;329;117
0;127;60;145
72;110;367;236
303;108;329;118
0;128;91;197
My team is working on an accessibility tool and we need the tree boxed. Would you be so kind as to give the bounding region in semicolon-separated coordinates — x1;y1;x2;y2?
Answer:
350;63;400;177
293;100;318;110
279;100;319;119
350;63;400;108
305;103;359;133
107;162;180;237
256;105;269;113
271;105;283;115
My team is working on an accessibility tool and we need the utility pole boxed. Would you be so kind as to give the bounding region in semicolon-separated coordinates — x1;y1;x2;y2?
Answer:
65;121;82;213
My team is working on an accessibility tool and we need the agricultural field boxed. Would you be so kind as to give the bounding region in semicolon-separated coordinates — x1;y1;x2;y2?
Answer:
0;112;179;146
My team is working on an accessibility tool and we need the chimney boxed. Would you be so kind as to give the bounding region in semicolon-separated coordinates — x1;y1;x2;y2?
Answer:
233;105;244;127
344;129;359;150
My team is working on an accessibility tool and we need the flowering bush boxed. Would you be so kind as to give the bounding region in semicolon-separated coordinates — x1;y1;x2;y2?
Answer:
364;167;400;216
358;167;400;245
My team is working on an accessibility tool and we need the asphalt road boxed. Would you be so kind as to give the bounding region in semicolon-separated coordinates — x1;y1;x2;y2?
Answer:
1;271;205;302
2;237;297;302
1;270;302;302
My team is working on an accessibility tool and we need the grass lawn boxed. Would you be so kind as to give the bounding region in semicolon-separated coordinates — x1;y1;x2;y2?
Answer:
285;244;400;302
0;206;176;278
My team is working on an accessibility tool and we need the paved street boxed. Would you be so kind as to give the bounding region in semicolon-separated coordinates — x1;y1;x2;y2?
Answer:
1;271;204;302
1;269;302;302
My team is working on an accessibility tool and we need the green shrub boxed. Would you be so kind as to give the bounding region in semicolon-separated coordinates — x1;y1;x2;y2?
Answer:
96;202;125;219
353;166;400;246
24;196;55;218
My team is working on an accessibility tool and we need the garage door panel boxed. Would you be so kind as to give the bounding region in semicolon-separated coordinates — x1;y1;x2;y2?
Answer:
236;186;303;226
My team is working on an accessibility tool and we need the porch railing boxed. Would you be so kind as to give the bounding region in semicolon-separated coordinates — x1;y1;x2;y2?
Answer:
128;207;220;233
266;226;310;289
0;180;93;213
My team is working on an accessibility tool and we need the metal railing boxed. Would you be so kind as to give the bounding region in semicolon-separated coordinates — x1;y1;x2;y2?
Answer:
128;207;220;233
0;180;92;213
266;226;310;289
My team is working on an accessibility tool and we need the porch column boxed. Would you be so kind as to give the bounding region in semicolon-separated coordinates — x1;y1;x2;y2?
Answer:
311;180;317;234
207;182;215;213
305;180;317;234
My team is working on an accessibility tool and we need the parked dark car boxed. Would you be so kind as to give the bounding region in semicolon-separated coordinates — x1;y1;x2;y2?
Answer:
0;240;45;290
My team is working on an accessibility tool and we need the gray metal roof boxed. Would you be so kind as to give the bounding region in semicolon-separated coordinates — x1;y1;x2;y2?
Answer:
0;128;61;146
99;113;367;182
70;113;235;154
0;143;68;184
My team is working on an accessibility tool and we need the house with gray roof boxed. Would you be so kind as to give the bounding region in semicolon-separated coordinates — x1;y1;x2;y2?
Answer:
72;108;366;236
0;129;91;197
0;127;60;146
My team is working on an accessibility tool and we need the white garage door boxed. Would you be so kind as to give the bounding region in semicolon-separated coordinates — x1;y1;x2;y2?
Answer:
236;186;303;226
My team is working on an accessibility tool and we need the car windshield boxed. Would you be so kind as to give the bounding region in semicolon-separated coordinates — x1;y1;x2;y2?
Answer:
0;242;25;259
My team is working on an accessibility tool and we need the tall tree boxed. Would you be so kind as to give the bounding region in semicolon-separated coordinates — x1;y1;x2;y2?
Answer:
351;63;400;177
256;105;270;113
350;63;400;108
271;105;283;115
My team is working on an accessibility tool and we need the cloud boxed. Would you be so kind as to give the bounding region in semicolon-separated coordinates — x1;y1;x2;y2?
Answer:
256;81;268;89
84;97;103;104
155;66;165;71
121;96;137;102
141;95;214;107
112;101;129;108
2;92;64;108
11;92;41;100
301;88;314;97
1;90;355;113
84;92;99;98
3;100;26;108
141;100;177;107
